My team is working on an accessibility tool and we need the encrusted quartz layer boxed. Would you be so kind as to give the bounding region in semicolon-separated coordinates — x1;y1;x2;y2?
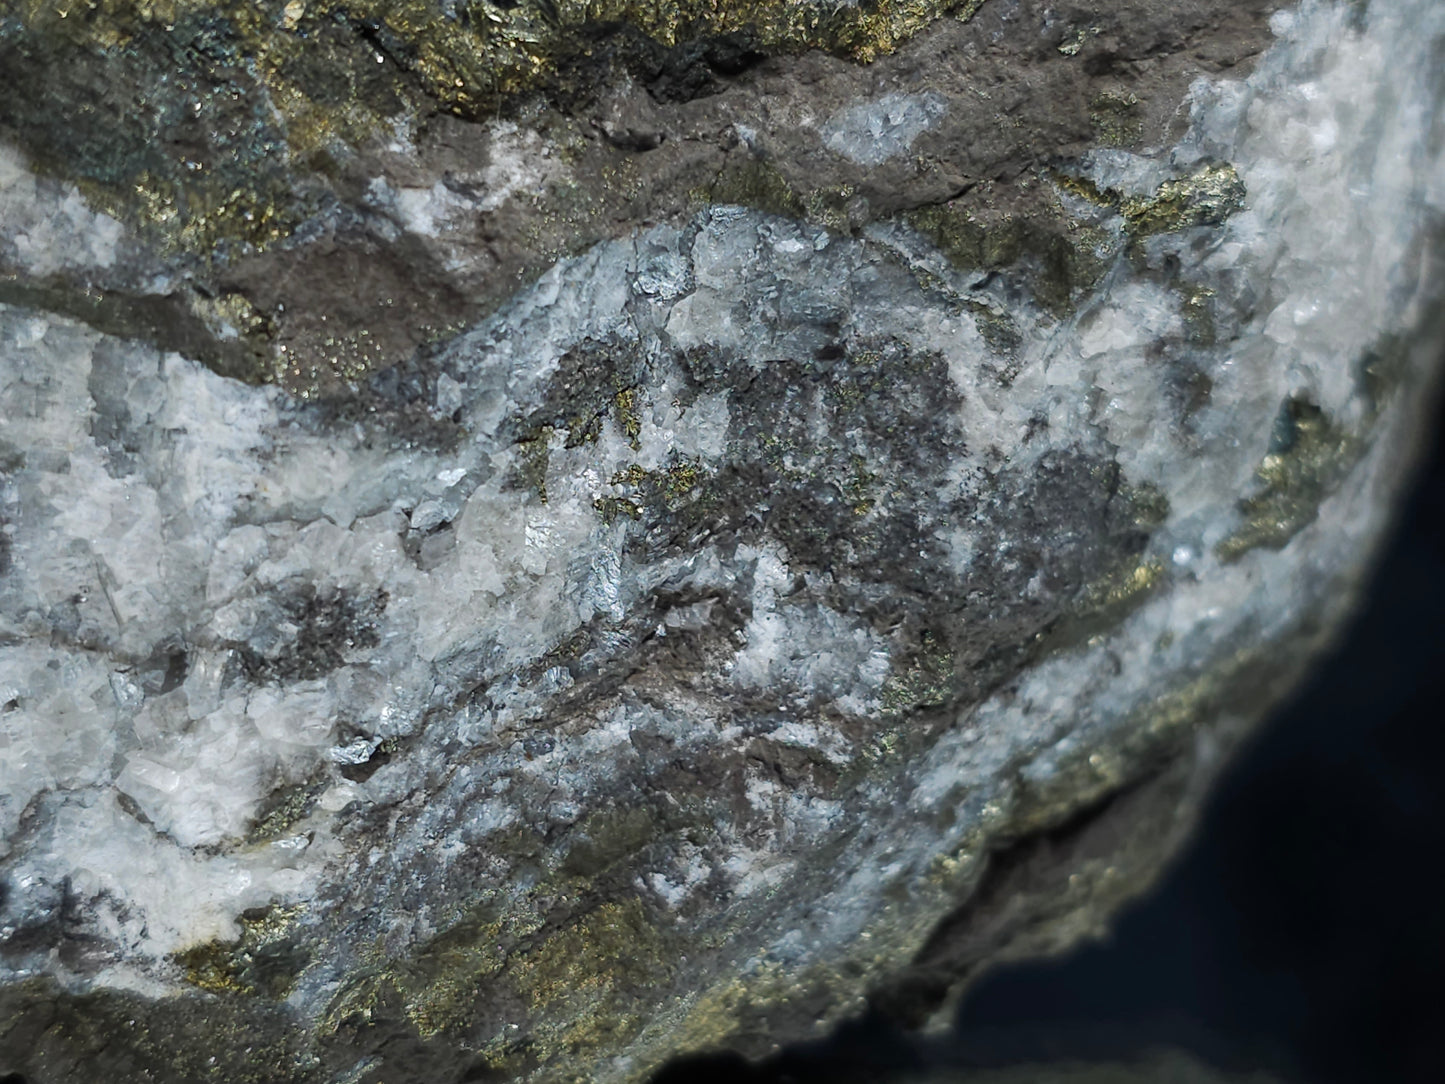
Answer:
1;2;1443;1082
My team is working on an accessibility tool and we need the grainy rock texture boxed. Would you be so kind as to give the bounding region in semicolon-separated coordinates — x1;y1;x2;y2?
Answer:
0;1;1442;1082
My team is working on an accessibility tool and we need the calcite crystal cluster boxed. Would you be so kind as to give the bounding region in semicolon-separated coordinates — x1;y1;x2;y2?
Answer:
1;1;1442;1081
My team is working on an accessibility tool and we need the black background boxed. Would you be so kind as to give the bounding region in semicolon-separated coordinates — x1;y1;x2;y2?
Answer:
658;394;1445;1084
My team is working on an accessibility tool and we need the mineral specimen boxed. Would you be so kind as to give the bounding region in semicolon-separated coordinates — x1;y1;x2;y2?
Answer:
0;1;1442;1082
900;1051;1284;1084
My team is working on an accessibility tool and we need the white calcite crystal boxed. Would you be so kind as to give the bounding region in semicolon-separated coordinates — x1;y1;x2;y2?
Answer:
0;1;1442;1082
821;91;950;166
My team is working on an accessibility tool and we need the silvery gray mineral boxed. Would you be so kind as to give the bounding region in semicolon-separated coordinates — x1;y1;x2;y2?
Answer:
0;1;1442;1082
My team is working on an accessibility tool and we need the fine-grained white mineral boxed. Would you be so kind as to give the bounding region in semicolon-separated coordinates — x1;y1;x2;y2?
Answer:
1;1;1442;1082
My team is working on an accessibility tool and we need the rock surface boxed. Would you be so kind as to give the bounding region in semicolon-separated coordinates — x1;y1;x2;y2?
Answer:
908;1051;1284;1084
0;1;1442;1082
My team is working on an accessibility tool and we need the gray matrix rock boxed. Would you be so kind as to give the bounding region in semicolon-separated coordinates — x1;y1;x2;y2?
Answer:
0;1;1442;1081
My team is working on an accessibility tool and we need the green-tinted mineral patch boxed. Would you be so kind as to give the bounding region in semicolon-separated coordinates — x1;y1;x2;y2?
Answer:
506;338;655;500
906;202;1031;270
905;193;1121;318
509;896;670;1060
1034;480;1169;655
561;806;659;878
904;162;1246;318
391;904;518;1039
1050;163;1247;240
513;429;555;503
1216;397;1358;562
966;300;1025;356
880;630;955;716
695;158;808;220
1046;161;1248;252
593;457;712;524
1122;163;1246;238
1089;90;1143;147
175;905;310;1000
245;772;330;844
